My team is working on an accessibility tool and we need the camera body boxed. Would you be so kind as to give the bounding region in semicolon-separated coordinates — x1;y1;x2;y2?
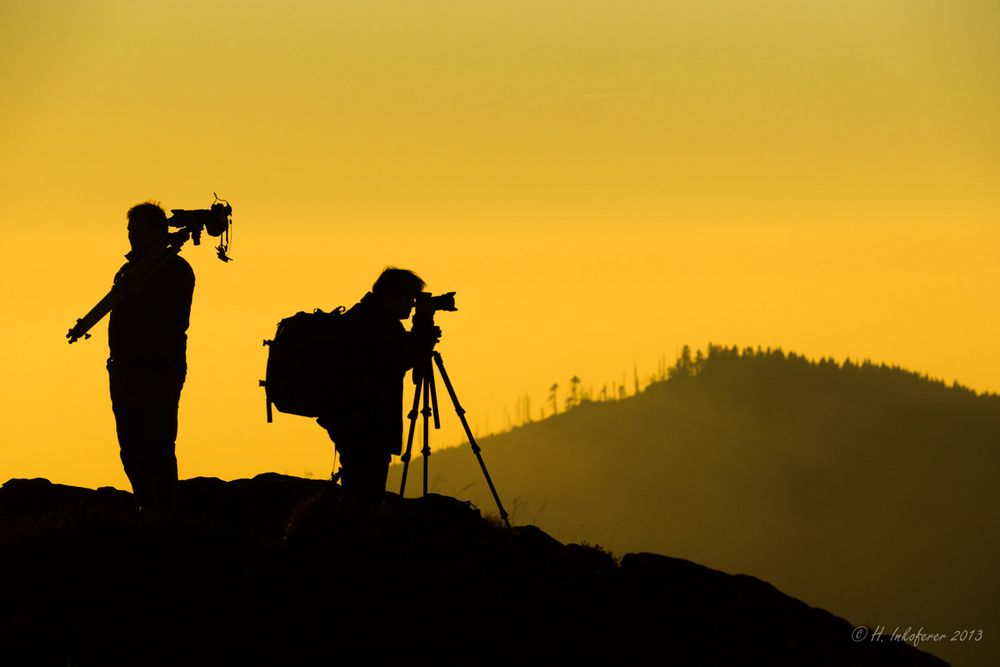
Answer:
169;201;232;242
168;199;233;261
412;291;456;334
415;291;457;315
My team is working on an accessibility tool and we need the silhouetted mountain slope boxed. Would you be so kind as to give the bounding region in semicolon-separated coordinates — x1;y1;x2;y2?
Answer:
390;347;998;667
0;475;946;666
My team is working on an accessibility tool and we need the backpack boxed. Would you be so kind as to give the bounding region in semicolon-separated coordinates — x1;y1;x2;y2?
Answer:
260;307;348;422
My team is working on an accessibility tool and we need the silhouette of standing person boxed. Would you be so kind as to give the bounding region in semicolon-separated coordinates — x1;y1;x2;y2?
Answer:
107;202;194;512
318;268;439;502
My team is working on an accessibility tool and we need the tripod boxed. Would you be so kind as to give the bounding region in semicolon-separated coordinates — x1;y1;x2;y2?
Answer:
399;351;510;528
66;230;190;343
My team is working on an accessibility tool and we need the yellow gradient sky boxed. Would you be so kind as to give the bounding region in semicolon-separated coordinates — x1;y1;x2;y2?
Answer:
1;1;997;489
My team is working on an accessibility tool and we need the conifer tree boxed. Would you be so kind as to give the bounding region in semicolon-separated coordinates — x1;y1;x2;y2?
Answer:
566;375;581;409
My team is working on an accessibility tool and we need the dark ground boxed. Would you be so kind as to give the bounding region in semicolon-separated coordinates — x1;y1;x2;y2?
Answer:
0;474;948;666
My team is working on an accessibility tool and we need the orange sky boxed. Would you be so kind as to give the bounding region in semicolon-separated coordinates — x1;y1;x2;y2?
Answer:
1;1;997;489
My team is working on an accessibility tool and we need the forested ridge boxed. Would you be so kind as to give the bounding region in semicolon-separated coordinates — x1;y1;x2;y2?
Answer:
389;345;998;667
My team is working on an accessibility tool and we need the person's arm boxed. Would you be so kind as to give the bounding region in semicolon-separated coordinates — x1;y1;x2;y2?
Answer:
397;322;441;371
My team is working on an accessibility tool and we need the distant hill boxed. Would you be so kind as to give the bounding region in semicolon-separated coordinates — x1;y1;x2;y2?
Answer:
388;346;999;667
0;475;945;666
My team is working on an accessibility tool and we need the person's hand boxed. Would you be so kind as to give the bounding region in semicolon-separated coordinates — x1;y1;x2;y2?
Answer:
414;325;442;349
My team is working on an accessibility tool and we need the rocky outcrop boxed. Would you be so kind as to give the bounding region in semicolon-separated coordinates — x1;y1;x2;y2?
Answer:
0;475;948;666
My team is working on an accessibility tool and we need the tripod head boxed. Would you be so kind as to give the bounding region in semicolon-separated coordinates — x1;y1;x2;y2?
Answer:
409;292;453;385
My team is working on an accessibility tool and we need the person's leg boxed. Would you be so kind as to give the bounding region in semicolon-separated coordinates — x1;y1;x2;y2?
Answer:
110;365;183;511
338;444;390;503
110;365;151;507
142;367;184;511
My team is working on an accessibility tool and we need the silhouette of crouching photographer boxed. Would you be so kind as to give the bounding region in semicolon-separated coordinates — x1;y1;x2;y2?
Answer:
318;268;440;502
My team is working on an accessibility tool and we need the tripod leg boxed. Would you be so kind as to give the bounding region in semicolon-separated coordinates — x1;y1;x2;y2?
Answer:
432;352;510;528
421;368;432;497
429;363;441;430
399;365;424;497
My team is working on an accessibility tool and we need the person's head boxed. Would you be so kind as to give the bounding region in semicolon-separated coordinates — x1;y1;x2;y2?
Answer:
126;202;168;254
372;267;425;319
